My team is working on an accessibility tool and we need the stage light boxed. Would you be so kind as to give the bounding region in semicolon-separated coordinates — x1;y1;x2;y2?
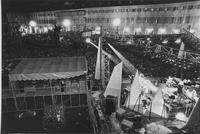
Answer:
175;38;181;44
29;20;37;27
162;40;168;44
112;18;121;27
62;19;71;27
147;38;150;41
86;38;91;43
175;112;187;122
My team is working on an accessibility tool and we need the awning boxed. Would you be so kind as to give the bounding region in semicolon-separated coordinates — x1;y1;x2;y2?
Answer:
9;56;87;81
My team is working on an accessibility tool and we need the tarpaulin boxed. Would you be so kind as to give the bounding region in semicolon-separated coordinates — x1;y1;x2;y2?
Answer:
9;56;87;81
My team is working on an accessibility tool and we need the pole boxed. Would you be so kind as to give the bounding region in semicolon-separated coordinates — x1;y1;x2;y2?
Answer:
99;26;103;89
10;81;19;111
149;101;152;121
49;80;54;105
133;93;140;112
138;93;141;112
118;89;121;109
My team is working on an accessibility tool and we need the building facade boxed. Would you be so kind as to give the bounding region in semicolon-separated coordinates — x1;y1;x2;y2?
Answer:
5;1;200;37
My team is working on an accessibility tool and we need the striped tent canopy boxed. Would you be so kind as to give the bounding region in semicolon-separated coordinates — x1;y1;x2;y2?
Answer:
9;56;87;81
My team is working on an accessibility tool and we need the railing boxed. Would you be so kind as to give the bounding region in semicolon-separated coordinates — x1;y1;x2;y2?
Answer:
87;90;98;134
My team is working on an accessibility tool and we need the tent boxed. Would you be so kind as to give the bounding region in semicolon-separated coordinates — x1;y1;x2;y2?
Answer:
9;56;87;81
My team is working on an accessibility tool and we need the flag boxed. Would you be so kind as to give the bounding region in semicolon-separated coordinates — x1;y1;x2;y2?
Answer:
95;37;102;80
104;62;123;108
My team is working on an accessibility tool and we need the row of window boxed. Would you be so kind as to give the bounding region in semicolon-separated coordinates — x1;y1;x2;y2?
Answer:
56;10;86;17
86;16;200;24
87;4;200;14
36;19;56;24
31;12;55;18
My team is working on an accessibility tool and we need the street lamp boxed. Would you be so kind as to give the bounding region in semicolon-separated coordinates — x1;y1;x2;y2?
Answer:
29;20;37;27
29;20;37;34
85;38;91;43
62;19;71;31
112;18;121;37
